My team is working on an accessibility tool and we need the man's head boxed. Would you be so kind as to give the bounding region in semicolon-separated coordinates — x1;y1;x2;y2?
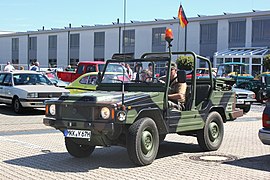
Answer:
170;62;177;79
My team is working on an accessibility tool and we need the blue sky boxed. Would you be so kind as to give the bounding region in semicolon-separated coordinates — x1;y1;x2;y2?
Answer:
1;0;269;32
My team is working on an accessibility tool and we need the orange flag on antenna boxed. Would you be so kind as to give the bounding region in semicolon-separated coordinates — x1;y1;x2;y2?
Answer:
178;4;188;28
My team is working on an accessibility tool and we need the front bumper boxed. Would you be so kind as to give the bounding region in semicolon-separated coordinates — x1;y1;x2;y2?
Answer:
258;128;270;145
43;118;115;133
236;98;256;106
20;98;58;108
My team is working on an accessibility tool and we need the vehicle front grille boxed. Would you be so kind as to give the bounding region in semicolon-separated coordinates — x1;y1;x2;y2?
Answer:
38;93;62;98
236;94;248;99
60;104;93;121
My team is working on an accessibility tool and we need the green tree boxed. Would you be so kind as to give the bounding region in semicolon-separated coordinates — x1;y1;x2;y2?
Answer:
175;56;194;70
263;54;270;71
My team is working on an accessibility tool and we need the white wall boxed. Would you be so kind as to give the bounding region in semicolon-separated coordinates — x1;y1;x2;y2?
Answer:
134;26;152;58
186;22;200;54
80;30;93;61
245;17;252;47
36;34;48;66
57;32;68;67
217;19;229;51
105;28;120;59
19;36;28;65
0;37;11;62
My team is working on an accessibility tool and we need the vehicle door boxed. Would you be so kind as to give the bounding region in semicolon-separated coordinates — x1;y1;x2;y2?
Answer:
0;73;7;103
2;74;13;104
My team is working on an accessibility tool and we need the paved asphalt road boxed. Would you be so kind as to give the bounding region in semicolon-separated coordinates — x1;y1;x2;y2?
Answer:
0;103;269;180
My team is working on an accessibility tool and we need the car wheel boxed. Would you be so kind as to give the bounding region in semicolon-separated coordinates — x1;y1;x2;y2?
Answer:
65;138;95;158
13;97;23;114
197;111;224;151
243;106;251;113
127;117;159;166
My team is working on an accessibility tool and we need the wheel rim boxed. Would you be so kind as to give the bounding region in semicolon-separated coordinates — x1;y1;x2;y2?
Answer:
208;121;219;142
141;130;153;155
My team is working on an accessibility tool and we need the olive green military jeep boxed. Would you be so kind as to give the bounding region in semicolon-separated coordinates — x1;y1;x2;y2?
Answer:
43;33;243;166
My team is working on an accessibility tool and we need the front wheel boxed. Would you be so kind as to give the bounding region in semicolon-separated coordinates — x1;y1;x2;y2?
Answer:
13;97;23;114
197;112;224;151
65;138;95;158
127;118;159;166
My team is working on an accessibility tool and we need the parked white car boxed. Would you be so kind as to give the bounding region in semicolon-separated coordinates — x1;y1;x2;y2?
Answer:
0;70;69;113
232;87;256;113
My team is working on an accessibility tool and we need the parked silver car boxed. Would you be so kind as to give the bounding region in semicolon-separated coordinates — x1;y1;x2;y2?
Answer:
258;101;270;145
232;87;256;113
0;70;69;113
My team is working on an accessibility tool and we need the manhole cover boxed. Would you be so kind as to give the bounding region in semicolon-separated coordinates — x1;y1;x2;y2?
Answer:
189;154;237;163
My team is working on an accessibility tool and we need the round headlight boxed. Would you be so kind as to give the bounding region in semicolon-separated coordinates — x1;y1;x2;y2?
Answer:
117;111;126;121
49;104;56;116
101;107;110;119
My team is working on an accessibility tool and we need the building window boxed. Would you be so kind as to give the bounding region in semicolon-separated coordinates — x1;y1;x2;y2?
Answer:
29;37;37;64
69;34;80;66
48;35;57;49
152;27;166;52
122;29;135;53
200;23;217;59
252;18;270;46
48;35;57;67
200;23;217;44
94;32;105;61
229;21;246;47
70;34;80;48
12;38;19;64
29;37;37;50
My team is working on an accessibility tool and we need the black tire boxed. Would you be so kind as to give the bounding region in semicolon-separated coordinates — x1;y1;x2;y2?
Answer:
65;138;95;158
243;106;251;113
197;112;224;151
127;118;159;166
13;97;23;114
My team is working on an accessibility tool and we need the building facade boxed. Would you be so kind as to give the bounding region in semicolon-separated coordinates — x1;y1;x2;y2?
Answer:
0;10;270;75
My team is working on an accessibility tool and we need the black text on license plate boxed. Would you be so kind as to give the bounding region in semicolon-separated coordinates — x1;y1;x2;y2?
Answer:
64;129;91;139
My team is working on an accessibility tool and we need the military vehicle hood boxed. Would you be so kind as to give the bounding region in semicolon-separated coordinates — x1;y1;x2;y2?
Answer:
60;91;161;105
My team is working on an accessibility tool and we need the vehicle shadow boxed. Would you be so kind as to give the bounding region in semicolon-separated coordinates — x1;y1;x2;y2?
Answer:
223;154;270;172
0;104;44;116
4;141;203;172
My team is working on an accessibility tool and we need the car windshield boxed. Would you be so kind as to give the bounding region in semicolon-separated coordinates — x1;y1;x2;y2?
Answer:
13;73;53;86
100;58;170;84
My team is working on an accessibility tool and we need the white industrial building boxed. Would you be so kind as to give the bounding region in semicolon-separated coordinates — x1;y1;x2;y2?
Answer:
0;10;270;76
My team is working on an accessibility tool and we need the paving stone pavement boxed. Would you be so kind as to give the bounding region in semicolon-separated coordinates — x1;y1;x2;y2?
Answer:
0;103;269;180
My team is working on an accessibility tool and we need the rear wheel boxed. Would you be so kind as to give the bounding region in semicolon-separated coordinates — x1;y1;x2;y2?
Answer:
65;138;95;158
13;97;23;114
197;112;224;151
127;118;159;166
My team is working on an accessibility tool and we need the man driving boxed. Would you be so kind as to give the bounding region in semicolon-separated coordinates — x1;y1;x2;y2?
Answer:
168;62;187;110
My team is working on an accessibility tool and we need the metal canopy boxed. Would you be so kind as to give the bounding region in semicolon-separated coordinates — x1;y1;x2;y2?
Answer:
214;47;270;57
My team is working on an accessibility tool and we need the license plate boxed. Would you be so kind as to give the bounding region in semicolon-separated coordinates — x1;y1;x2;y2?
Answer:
64;129;91;139
245;102;250;105
237;99;244;104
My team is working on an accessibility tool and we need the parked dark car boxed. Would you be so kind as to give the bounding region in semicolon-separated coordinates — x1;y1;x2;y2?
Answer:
258;99;270;145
